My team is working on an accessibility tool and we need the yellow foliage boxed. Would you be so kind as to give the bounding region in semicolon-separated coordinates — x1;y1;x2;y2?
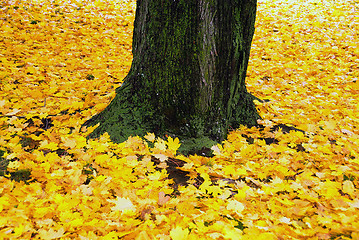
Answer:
0;0;358;239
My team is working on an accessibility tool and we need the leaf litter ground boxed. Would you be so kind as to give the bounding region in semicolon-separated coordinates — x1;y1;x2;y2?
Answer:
0;0;358;239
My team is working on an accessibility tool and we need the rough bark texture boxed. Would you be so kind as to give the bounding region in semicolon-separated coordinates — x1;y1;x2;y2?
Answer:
84;0;260;152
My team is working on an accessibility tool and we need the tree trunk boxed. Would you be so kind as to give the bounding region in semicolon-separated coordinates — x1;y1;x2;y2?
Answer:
84;0;260;151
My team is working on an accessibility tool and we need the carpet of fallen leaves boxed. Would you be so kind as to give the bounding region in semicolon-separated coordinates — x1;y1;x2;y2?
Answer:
0;0;358;239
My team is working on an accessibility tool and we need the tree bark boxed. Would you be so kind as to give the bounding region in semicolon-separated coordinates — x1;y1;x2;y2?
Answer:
84;0;260;151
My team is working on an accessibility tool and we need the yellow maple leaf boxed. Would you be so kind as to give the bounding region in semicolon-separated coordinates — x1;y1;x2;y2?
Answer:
154;138;167;151
107;197;136;213
227;199;245;216
7;161;21;170
148;171;162;181
13;224;24;237
61;137;77;149
0;100;5;108
158;191;170;206
343;180;355;195
39;140;58;151
152;153;168;162
144;132;156;142
170;226;189;240
167;136;181;152
38;227;65;240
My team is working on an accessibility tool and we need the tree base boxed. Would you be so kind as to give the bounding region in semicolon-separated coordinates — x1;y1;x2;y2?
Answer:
83;76;260;154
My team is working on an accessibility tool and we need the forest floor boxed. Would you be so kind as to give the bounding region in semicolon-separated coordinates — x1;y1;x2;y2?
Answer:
0;0;358;239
